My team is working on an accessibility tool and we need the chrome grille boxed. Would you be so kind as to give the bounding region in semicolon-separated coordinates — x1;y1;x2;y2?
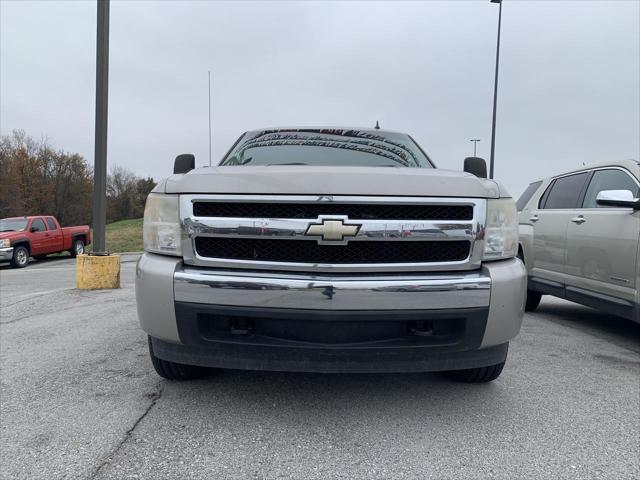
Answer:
192;202;473;221
180;195;486;273
195;238;471;264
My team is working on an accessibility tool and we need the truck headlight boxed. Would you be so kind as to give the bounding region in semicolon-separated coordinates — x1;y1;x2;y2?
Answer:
143;194;183;256
483;198;518;261
1;239;10;248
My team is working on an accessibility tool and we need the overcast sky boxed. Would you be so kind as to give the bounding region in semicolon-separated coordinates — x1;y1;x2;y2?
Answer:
1;0;638;197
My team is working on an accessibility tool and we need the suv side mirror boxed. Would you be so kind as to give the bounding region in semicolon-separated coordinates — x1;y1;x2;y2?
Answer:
174;154;195;174
596;190;640;209
463;157;487;179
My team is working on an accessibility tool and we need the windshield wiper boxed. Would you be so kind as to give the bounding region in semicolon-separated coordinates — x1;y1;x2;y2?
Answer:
267;162;308;166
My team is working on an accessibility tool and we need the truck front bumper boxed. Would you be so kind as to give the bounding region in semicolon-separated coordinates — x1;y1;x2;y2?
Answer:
136;254;526;373
0;247;14;261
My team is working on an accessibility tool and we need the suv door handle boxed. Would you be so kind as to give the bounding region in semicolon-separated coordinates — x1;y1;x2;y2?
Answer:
529;215;539;222
571;216;586;224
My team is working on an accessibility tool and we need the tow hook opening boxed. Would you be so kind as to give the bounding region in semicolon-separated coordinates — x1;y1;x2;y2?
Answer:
410;320;434;337
230;317;254;335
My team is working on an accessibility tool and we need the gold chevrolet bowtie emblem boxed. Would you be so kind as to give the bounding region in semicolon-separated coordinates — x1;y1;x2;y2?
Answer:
305;218;361;243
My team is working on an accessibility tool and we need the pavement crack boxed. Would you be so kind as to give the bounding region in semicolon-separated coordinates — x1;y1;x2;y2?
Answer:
88;381;164;479
1;288;71;309
1;296;134;325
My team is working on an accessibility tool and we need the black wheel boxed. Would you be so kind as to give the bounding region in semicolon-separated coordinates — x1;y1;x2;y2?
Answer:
525;290;542;312
446;360;506;383
517;249;542;312
148;336;207;380
10;246;30;268
70;239;85;257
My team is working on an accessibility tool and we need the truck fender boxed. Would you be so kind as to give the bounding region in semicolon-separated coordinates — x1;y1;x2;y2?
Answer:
11;239;31;254
71;233;87;244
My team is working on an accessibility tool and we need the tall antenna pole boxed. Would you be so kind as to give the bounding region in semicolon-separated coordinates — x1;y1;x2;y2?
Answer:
208;71;212;167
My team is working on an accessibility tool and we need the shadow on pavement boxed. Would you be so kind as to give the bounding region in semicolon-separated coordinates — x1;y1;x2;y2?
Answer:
535;297;640;352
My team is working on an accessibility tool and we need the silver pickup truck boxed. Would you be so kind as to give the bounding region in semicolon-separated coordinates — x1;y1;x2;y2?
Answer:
136;128;526;383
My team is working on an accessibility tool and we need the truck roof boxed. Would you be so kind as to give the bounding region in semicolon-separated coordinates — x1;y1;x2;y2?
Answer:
2;215;51;220
244;126;408;136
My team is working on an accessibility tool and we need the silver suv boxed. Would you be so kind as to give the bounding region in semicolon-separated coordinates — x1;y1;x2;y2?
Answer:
517;160;640;322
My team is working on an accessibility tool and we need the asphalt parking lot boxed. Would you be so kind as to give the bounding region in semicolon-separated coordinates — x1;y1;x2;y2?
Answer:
1;256;639;480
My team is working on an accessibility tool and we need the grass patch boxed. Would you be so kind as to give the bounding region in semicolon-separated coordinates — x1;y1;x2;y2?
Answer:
103;218;143;253
84;218;143;254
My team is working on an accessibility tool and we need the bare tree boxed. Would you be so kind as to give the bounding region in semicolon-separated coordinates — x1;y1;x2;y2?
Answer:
0;130;153;226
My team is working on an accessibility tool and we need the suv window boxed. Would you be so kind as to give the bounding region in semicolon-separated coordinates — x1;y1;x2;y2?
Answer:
46;217;57;230
541;172;589;209
516;181;542;211
31;218;46;232
582;169;640;208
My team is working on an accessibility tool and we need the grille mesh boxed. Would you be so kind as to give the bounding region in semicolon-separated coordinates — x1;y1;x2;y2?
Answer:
193;202;473;221
195;238;471;264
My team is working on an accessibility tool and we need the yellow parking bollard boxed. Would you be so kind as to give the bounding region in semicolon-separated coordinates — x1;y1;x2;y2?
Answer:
76;254;121;290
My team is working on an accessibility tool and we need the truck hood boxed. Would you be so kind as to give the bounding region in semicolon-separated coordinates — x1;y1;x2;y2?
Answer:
0;231;27;241
162;166;506;198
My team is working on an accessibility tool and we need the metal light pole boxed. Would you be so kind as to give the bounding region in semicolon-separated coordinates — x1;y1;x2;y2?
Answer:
92;0;110;254
489;0;502;179
208;70;212;167
470;139;481;157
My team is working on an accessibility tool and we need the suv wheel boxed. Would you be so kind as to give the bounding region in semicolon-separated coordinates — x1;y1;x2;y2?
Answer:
446;360;506;383
525;290;542;312
148;336;207;380
517;250;542;312
10;246;30;268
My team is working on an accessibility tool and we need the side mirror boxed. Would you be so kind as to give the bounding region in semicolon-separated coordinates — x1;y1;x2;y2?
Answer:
596;190;640;209
30;227;37;233
464;157;487;179
174;154;195;174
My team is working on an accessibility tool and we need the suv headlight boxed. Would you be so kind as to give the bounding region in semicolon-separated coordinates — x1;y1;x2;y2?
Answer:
1;239;10;248
483;198;518;261
143;194;183;256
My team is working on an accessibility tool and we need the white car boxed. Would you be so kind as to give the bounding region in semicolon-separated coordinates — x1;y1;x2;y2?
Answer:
517;160;640;322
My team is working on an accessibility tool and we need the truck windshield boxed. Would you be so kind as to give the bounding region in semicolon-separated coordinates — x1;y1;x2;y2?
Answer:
220;129;433;168
0;218;28;232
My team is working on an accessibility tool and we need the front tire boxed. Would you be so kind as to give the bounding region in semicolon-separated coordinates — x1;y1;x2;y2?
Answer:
446;360;506;383
70;239;84;257
10;246;30;268
148;336;207;380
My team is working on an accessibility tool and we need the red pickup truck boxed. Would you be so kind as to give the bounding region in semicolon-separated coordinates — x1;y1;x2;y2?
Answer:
0;216;91;268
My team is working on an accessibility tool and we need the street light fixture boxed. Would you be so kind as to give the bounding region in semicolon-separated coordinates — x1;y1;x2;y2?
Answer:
470;139;481;157
489;0;503;179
